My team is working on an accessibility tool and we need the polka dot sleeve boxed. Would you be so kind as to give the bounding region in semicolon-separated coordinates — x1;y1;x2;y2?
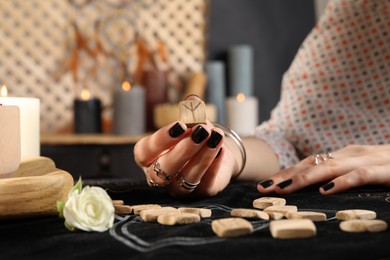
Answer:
255;0;390;169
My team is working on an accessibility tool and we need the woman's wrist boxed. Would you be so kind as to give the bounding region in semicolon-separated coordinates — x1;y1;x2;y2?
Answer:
214;123;246;179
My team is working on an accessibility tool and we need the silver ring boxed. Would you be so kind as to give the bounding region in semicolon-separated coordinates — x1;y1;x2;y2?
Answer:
176;173;200;190
149;179;164;188
313;152;334;165
152;159;171;182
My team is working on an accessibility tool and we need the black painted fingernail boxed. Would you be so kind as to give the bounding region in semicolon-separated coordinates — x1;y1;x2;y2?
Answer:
321;182;335;191
276;179;292;189
215;147;222;159
169;122;185;138
207;131;223;148
192;125;209;144
259;179;274;188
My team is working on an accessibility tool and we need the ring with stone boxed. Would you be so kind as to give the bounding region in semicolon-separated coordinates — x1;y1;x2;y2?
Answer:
313;152;334;165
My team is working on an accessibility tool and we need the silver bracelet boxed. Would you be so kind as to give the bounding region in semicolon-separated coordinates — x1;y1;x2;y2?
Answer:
214;123;247;178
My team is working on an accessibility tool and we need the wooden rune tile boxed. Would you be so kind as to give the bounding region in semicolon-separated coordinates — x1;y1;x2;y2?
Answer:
179;100;207;127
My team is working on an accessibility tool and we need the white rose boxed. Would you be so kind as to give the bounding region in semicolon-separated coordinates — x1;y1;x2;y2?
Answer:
63;186;115;232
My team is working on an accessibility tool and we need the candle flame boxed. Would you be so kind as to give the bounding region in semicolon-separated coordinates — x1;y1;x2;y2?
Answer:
81;89;91;101
122;81;131;91
1;85;8;97
236;92;246;103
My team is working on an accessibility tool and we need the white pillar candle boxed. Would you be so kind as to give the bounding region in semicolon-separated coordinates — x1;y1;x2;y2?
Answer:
0;86;40;158
112;81;145;135
226;93;258;136
0;105;21;177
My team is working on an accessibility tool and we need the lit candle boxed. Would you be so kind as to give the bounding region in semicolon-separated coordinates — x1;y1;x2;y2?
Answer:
112;81;145;135
0;85;40;158
225;92;258;136
73;89;102;133
0;104;21;177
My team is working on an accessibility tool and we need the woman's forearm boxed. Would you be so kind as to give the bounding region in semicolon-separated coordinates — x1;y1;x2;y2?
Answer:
235;137;280;181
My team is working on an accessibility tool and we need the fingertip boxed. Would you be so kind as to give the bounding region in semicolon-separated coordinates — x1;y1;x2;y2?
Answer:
215;147;223;159
256;184;267;193
257;179;274;193
320;181;336;195
319;188;336;195
184;94;201;101
258;179;274;189
319;188;327;195
190;123;212;136
211;126;225;138
191;124;211;144
175;120;188;130
168;121;188;138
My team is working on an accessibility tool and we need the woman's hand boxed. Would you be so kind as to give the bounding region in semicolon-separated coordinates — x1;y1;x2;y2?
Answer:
257;145;390;194
134;120;237;197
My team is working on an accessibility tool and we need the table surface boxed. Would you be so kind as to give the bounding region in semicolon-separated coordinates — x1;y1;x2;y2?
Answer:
41;134;147;145
1;181;390;260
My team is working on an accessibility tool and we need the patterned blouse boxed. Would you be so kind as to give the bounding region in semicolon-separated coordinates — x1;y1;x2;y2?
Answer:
255;0;390;169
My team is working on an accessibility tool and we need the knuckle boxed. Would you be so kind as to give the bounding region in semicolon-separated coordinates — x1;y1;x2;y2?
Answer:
133;142;147;165
276;168;294;180
353;167;373;183
324;158;339;168
195;184;221;197
294;171;311;184
344;144;371;154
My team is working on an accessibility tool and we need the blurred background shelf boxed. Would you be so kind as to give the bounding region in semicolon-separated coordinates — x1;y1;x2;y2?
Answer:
41;133;146;145
41;134;146;183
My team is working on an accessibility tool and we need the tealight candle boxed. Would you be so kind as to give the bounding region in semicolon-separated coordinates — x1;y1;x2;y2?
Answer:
0;85;40;158
0;104;21;176
226;92;258;136
112;81;145;135
73;89;102;134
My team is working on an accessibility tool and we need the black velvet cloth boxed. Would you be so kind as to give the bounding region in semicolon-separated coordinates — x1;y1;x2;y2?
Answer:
1;181;390;260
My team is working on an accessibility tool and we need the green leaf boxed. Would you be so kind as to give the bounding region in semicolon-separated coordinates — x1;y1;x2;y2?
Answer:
56;200;65;218
69;176;83;196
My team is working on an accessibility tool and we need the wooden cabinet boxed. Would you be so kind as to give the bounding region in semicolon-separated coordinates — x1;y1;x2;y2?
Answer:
41;134;146;184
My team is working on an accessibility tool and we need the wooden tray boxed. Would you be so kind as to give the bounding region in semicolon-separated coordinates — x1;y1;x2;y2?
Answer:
0;157;74;219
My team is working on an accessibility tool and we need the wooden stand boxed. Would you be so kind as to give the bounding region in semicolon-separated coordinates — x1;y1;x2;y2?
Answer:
0;157;74;219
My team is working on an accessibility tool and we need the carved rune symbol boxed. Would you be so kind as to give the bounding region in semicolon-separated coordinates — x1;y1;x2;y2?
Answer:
183;101;201;121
